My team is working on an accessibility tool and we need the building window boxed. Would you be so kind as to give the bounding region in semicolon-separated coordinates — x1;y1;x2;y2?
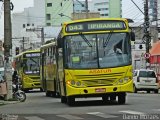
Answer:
47;3;52;7
46;23;51;26
46;14;51;20
27;23;30;26
100;14;108;16
32;23;34;26
23;24;25;28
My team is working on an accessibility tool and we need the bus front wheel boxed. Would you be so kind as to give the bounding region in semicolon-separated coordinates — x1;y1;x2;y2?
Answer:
102;95;109;102
61;96;67;103
118;92;126;104
67;96;75;106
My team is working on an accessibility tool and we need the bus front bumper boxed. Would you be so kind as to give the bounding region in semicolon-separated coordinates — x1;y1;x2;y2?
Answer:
23;82;41;89
66;80;133;97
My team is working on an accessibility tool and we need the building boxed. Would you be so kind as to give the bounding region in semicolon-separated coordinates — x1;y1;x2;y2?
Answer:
73;0;122;18
12;0;45;56
149;0;157;22
45;0;73;26
130;22;159;70
73;0;86;13
109;0;122;18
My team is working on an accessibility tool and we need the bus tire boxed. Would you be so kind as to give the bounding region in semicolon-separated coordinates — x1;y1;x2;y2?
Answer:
118;92;126;104
46;91;51;97
67;96;75;106
110;94;116;101
102;95;109;102
40;88;44;92
61;96;67;103
52;91;56;97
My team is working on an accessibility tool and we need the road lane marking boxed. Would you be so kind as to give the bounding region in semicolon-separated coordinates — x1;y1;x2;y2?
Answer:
24;116;45;120
57;114;83;119
119;110;145;115
87;112;118;118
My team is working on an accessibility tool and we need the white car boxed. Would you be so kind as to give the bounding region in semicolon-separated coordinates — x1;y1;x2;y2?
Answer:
133;69;159;93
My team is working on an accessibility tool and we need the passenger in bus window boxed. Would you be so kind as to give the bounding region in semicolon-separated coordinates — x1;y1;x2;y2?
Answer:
108;45;122;55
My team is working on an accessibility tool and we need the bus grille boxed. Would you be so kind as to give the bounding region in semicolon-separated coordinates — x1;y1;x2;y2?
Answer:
29;76;40;79
75;72;124;87
29;76;40;82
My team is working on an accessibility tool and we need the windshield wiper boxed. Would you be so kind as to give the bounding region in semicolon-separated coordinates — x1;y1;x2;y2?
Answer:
103;30;113;48
79;32;92;47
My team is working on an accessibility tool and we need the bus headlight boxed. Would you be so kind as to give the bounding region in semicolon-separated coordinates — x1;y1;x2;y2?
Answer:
67;80;85;87
71;80;75;85
76;81;81;86
115;77;131;85
119;79;123;83
124;77;129;83
67;80;76;86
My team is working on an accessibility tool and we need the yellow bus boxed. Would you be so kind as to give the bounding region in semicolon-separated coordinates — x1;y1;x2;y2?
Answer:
40;42;58;97
57;18;135;106
14;49;41;92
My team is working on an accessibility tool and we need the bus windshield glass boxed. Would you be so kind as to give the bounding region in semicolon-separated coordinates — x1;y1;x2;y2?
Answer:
23;53;40;75
65;33;131;69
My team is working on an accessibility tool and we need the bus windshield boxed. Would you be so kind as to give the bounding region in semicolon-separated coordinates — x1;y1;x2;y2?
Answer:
65;32;131;69
23;56;40;75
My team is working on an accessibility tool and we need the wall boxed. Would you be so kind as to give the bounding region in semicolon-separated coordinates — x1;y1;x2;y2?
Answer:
109;0;122;18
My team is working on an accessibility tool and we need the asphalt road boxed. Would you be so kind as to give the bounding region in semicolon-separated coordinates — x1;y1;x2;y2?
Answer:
0;91;160;120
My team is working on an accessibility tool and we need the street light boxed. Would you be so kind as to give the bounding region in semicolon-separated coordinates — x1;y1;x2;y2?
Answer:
58;13;72;20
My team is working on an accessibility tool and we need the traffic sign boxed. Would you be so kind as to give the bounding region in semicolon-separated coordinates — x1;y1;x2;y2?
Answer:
144;53;151;59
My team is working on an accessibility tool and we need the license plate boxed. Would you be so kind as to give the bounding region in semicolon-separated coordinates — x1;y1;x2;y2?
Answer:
95;88;106;93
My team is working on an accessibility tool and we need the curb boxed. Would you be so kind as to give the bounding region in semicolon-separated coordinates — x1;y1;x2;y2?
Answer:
0;100;19;105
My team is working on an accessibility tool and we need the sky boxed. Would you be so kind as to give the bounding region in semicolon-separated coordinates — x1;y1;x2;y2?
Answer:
0;0;143;39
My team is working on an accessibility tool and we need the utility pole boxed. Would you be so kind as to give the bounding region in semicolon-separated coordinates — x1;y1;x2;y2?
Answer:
41;28;44;45
85;0;89;18
12;37;29;52
4;0;13;100
144;0;151;67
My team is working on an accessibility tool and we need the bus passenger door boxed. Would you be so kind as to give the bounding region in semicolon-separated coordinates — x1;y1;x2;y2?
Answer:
57;48;65;96
41;52;46;91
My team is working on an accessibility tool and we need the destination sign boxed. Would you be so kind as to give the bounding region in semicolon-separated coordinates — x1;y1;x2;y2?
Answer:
25;53;40;57
66;20;126;33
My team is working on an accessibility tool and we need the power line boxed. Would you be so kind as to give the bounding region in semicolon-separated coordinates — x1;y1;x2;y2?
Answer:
131;0;144;15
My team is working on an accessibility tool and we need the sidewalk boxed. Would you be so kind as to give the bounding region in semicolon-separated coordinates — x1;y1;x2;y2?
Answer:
0;97;19;106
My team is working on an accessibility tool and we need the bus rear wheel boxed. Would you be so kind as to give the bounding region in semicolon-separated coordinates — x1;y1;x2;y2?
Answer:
67;96;75;106
40;88;44;92
46;91;52;97
118;92;126;104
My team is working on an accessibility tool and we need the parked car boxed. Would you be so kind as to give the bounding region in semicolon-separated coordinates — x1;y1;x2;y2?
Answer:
133;69;159;93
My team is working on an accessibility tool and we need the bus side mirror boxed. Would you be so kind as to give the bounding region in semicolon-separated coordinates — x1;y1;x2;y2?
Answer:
131;32;135;41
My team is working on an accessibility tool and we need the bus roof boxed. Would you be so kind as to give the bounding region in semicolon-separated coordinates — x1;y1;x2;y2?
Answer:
40;42;56;50
14;49;40;58
63;18;128;25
